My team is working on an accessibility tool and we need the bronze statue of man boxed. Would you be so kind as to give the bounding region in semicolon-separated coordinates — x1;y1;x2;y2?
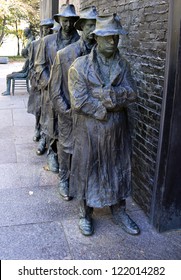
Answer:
49;6;98;201
27;19;54;143
1;27;34;96
35;4;80;172
68;14;140;236
22;27;35;55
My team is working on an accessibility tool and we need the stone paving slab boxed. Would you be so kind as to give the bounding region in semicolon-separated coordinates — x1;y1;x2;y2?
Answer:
13;126;35;144
0;109;13;127
0;96;26;109
0;186;78;227
15;143;45;163
0;221;72;260
12;108;34;127
0;139;17;164
62;211;181;260
0;160;59;190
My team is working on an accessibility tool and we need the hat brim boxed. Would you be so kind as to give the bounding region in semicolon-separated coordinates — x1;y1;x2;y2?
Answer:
92;28;128;36
54;14;79;23
40;23;54;27
74;18;96;31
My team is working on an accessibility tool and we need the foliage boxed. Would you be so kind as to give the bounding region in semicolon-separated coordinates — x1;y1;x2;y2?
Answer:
0;0;40;48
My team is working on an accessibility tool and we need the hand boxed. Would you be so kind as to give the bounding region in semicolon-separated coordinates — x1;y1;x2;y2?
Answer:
94;105;107;121
101;87;116;109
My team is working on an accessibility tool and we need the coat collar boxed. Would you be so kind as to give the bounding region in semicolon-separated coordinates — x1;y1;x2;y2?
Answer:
89;45;124;85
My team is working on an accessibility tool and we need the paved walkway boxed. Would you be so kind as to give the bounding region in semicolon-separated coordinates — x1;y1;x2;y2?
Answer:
0;62;181;260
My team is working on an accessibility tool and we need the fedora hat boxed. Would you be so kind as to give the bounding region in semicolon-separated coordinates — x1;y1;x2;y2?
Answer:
92;13;128;36
40;18;54;27
50;20;61;32
54;4;79;23
74;6;98;31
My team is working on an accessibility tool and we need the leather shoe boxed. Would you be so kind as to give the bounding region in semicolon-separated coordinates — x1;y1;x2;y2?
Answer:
79;217;94;236
2;91;10;96
112;211;140;235
58;180;72;201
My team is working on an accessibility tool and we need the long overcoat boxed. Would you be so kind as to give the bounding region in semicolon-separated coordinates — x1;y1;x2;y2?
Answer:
35;28;80;138
68;47;137;208
27;39;41;116
49;38;95;153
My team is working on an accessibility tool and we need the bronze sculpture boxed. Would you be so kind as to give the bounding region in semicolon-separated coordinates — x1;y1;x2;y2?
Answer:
1;27;34;96
35;4;80;172
49;6;98;201
68;14;140;236
1;50;29;96
27;19;54;143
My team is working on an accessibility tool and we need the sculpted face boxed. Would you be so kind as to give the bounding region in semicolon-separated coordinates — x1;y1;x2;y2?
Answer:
42;26;52;37
96;35;119;58
24;28;30;38
81;19;96;41
59;17;76;34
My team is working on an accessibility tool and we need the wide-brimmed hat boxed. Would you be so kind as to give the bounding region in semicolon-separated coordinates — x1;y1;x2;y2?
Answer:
92;13;128;36
40;18;54;27
54;4;79;23
50;20;61;32
74;6;98;31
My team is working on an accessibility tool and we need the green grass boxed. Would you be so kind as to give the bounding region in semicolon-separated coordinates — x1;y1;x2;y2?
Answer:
7;56;25;62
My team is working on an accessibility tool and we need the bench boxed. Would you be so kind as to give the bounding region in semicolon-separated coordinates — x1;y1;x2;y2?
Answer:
12;77;30;95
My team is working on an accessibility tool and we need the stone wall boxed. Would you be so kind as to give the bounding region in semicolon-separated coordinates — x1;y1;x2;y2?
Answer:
40;0;59;19
80;0;169;216
59;0;80;12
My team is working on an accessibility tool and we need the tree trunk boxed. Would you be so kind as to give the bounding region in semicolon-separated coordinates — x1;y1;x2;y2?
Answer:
15;20;20;56
0;16;6;47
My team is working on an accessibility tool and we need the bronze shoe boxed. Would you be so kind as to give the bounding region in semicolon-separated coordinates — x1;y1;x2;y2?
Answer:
79;217;94;236
1;91;10;96
33;129;40;142
112;210;140;235
36;137;46;155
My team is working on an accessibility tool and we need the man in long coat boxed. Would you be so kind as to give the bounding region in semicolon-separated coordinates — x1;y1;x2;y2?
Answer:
49;6;97;200
35;4;80;172
27;18;54;143
68;14;140;236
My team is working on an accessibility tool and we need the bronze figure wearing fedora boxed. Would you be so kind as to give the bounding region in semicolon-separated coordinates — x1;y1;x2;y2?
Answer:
27;18;54;144
68;14;140;236
35;4;80;172
49;6;98;201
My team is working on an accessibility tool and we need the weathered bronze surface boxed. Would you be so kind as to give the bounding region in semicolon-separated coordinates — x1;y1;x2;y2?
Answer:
1;27;34;96
68;14;140;236
49;6;97;200
27;19;54;142
34;4;80;172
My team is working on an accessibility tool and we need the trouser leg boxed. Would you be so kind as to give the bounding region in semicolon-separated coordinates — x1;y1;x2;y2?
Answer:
57;145;72;200
79;200;94;236
46;138;59;173
33;113;41;142
7;77;11;93
1;77;11;95
79;200;93;219
36;132;46;155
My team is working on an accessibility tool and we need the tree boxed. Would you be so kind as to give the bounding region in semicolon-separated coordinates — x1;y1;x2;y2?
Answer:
0;0;40;54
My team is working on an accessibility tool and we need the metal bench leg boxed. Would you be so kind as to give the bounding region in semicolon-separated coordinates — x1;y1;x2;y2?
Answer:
12;79;15;95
